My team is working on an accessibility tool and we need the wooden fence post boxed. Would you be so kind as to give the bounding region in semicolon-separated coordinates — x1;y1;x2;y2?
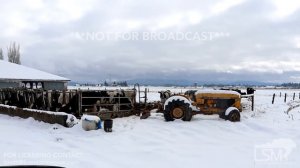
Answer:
293;93;295;100
252;95;254;111
272;93;275;104
284;93;287;103
280;92;281;97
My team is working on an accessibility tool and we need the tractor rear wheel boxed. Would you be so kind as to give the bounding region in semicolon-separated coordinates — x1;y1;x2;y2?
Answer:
164;99;192;121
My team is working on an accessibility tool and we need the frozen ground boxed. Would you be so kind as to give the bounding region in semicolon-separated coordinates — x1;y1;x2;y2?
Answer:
0;88;300;168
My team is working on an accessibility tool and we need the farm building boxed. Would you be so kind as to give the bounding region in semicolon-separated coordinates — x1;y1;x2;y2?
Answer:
0;60;69;90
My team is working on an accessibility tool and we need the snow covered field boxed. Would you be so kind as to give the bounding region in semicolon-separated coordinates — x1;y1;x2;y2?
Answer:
0;88;300;168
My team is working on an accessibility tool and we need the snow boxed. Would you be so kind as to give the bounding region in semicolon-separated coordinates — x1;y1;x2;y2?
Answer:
23;108;78;127
196;89;241;97
0;60;69;81
81;115;100;122
163;95;200;111
0;88;300;168
225;107;239;115
0;105;78;127
22;108;72;117
163;95;191;108
0;104;17;109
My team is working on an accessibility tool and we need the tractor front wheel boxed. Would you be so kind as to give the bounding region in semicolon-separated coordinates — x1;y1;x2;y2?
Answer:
226;109;240;122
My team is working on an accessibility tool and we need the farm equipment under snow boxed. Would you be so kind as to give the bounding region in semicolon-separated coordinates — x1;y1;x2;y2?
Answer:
156;88;255;122
0;85;255;122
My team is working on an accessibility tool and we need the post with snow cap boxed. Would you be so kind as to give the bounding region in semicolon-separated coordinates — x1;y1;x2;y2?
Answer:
272;93;275;104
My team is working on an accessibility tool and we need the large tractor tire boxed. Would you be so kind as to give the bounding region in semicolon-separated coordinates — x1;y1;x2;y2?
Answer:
164;99;192;122
225;109;241;122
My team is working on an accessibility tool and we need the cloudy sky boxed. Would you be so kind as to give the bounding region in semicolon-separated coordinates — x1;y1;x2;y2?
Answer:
0;0;300;84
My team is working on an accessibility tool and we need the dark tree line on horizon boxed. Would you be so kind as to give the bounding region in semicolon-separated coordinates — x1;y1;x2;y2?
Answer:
280;83;300;88
104;81;128;87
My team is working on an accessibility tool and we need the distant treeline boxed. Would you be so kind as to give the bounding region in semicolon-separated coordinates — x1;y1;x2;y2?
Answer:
203;84;235;87
202;84;258;87
104;81;128;87
77;81;128;87
280;83;300;88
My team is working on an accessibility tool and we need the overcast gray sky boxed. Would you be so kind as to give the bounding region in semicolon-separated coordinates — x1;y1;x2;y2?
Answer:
0;0;300;84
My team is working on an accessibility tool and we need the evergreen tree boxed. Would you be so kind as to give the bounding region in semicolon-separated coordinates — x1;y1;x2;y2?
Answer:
104;80;109;86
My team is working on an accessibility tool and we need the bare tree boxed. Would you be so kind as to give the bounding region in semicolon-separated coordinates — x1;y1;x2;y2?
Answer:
0;48;3;60
7;42;21;64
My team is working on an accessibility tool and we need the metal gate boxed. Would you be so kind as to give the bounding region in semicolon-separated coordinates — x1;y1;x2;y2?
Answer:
78;89;136;119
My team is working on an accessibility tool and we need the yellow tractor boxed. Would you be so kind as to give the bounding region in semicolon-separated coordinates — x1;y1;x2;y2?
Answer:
163;90;243;122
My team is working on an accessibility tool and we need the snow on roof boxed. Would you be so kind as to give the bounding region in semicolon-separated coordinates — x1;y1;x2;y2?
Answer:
0;60;69;81
195;90;241;96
